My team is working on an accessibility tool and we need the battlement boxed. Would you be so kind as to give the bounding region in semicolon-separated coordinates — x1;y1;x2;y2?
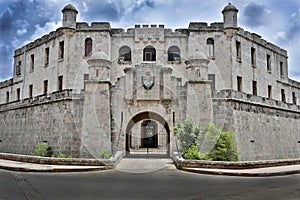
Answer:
0;89;75;111
188;22;224;31
0;78;13;89
214;90;300;112
14;30;61;56
237;28;287;56
76;22;111;30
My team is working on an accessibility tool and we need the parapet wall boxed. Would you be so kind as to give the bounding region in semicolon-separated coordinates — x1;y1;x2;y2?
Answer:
0;90;84;157
213;90;300;161
237;28;287;56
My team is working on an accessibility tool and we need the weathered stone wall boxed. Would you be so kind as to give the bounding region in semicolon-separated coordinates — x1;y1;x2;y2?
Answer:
213;90;300;161
0;90;83;157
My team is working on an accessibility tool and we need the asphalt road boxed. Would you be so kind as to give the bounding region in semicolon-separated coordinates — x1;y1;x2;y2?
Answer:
0;167;299;200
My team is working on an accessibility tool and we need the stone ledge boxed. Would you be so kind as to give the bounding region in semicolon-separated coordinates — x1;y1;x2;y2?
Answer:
172;155;300;170
0;151;122;167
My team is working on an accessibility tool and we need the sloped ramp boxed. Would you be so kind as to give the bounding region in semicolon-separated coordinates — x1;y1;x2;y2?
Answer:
115;158;176;173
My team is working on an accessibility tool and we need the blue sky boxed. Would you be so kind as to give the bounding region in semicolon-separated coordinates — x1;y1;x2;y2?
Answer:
0;0;300;81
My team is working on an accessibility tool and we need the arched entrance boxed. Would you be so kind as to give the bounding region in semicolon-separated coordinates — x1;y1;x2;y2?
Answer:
125;111;170;157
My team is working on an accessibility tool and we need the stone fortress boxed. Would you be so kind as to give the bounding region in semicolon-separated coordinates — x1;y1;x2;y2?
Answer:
0;3;299;160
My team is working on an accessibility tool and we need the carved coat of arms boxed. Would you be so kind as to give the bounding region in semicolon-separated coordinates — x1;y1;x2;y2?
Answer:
142;71;155;90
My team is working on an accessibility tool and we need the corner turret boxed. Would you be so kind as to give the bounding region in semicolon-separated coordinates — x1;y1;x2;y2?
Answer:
62;4;78;29
222;3;238;29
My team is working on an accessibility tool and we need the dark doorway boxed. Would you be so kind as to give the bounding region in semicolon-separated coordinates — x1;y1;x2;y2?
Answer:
141;120;158;148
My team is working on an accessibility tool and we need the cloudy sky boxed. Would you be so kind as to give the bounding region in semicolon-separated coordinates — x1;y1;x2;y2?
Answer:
0;0;300;81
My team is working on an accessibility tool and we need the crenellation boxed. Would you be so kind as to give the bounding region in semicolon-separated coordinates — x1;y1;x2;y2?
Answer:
91;22;111;29
111;28;125;34
0;78;13;89
189;22;208;29
76;22;89;29
237;29;287;56
188;22;224;31
210;22;224;29
214;90;300;112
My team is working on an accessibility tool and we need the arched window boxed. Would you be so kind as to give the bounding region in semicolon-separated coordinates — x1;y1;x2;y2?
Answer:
168;46;180;61
207;38;214;58
119;46;131;62
143;46;156;61
85;38;92;57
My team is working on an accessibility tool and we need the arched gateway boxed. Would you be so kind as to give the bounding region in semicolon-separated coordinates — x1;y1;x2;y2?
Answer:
125;111;170;157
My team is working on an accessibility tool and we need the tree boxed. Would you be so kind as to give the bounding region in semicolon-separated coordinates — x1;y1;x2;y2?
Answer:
173;119;201;156
174;121;238;161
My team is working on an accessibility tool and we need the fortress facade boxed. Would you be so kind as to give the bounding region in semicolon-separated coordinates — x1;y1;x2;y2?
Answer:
0;3;299;160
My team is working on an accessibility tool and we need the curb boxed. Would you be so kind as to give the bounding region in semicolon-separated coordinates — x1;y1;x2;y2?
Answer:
0;164;113;173
182;167;300;177
0;165;113;173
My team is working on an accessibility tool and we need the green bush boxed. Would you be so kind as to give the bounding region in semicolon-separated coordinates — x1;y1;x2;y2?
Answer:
100;150;112;159
32;142;53;157
173;119;201;154
207;130;238;161
174;121;238;161
183;145;208;160
57;153;71;158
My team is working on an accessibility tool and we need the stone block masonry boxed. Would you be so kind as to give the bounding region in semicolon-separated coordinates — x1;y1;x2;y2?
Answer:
0;90;83;157
213;90;300;161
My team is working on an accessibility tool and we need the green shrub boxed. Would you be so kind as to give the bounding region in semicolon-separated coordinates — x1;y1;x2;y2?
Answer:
183;145;209;160
174;121;239;161
100;150;112;159
173;119;201;154
32;142;53;157
207;130;238;161
57;153;71;158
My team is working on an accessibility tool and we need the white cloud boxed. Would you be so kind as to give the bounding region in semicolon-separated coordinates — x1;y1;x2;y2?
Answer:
17;28;27;35
274;31;286;41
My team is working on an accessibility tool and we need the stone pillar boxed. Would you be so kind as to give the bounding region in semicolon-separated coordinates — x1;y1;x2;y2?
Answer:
162;67;173;100
80;52;112;158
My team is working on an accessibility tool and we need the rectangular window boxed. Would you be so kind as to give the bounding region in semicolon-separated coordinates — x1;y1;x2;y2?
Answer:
84;74;89;90
58;76;63;91
16;61;21;76
45;47;49;66
30;54;34;71
208;74;216;91
268;85;272;99
251;47;256;67
281;89;285;102
267;54;271;72
44;80;48;95
59;41;64;60
29;85;33;98
252;81;257;96
237;76;242;92
145;52;152;61
84;74;89;81
6;91;9;103
280;62;284;77
236;41;241;61
292;92;297;105
16;88;20;101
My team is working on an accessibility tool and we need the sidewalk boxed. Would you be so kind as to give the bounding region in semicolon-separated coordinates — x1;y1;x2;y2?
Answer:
1;157;300;176
0;159;111;173
182;164;300;177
